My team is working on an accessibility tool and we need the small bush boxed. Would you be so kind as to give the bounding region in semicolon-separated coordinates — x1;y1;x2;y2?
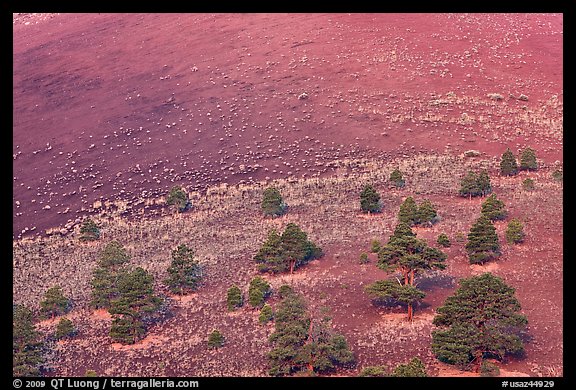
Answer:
437;233;451;248
370;239;381;253
359;252;369;264
79;218;100;242
226;285;243;311
85;370;98;377
506;219;525;244
259;304;274;324
207;330;225;349
359;366;388;377
54;318;76;340
480;361;500;377
248;276;271;307
454;232;466;244
278;284;294;299
522;178;535;191
552;169;563;182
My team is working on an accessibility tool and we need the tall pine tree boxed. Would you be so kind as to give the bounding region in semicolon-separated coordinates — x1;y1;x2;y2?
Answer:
91;241;130;310
432;273;527;372
13;304;45;376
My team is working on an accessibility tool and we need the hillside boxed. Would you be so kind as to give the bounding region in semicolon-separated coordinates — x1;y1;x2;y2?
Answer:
13;13;562;377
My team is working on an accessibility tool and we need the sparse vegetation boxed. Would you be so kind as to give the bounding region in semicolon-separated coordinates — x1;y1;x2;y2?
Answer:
370;239;381;253
359;252;369;264
261;187;287;217
165;244;203;295
466;215;500;264
506;219;525;244
226;285;243;311
437;233;451;248
459;170;491;198
359;366;388;377
360;184;382;213
552;169;563;182
480;361;501;377
432;273;527;372
391;357;427;377
79;218;100;242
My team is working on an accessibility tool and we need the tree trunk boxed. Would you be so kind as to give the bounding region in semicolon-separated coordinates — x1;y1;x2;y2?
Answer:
307;320;314;373
290;259;296;274
403;269;409;285
407;303;413;321
474;351;483;373
409;269;415;286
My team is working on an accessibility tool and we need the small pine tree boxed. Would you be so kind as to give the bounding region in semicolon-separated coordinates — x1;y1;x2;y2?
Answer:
398;196;419;225
480;194;507;221
519;147;538;171
477;170;492;196
370;239;381;253
226;285;243;311
360;184;382;213
208;330;225;349
254;229;286;273
13;304;45;376
166;185;191;212
500;148;518;176
359;252;369;264
459;171;479;198
417;199;438;226
248;276;272;308
259;304;274;324
437;233;451;248
506;219;525;244
79;218;100;241
165;244;202;295
40;286;71;319
390;168;405;188
391;357;427;377
522;178;535;191
278;284;294;299
98;241;130;268
281;223;322;274
262;187;287;217
465;215;500;264
54;318;76;340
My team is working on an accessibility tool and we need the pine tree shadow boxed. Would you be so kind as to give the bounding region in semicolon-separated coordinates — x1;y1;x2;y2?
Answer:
416;272;456;292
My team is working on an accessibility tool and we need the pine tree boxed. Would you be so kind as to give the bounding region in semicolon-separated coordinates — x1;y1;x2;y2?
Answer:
226;285;243;311
500;148;518;176
519;147;538;171
390;169;405;188
466;215;500;264
437;233;451;248
375;223;446;320
398;196;418;225
360;184;382;213
166;185;191;212
248;276;272;308
259;304;274;324
506;219;525;244
522;178;535;191
255;225;322;274
370;239;381;253
13;304;45;376
109;267;163;344
432;273;527;372
477;170;492;196
254;229;287;273
54;318;76;340
91;267;117;309
261;187;287;217
268;291;354;376
165;244;202;295
98;241;130;268
459;171;479;198
79;218;100;242
208;330;225;349
40;286;71;319
391;357;427;377
417;199;438;226
481;194;507;221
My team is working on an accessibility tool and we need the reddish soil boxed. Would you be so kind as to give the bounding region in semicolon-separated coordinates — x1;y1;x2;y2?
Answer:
13;13;562;378
13;13;562;239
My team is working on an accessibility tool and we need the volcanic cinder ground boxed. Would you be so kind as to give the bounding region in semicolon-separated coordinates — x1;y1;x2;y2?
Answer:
13;13;563;378
13;13;562;239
